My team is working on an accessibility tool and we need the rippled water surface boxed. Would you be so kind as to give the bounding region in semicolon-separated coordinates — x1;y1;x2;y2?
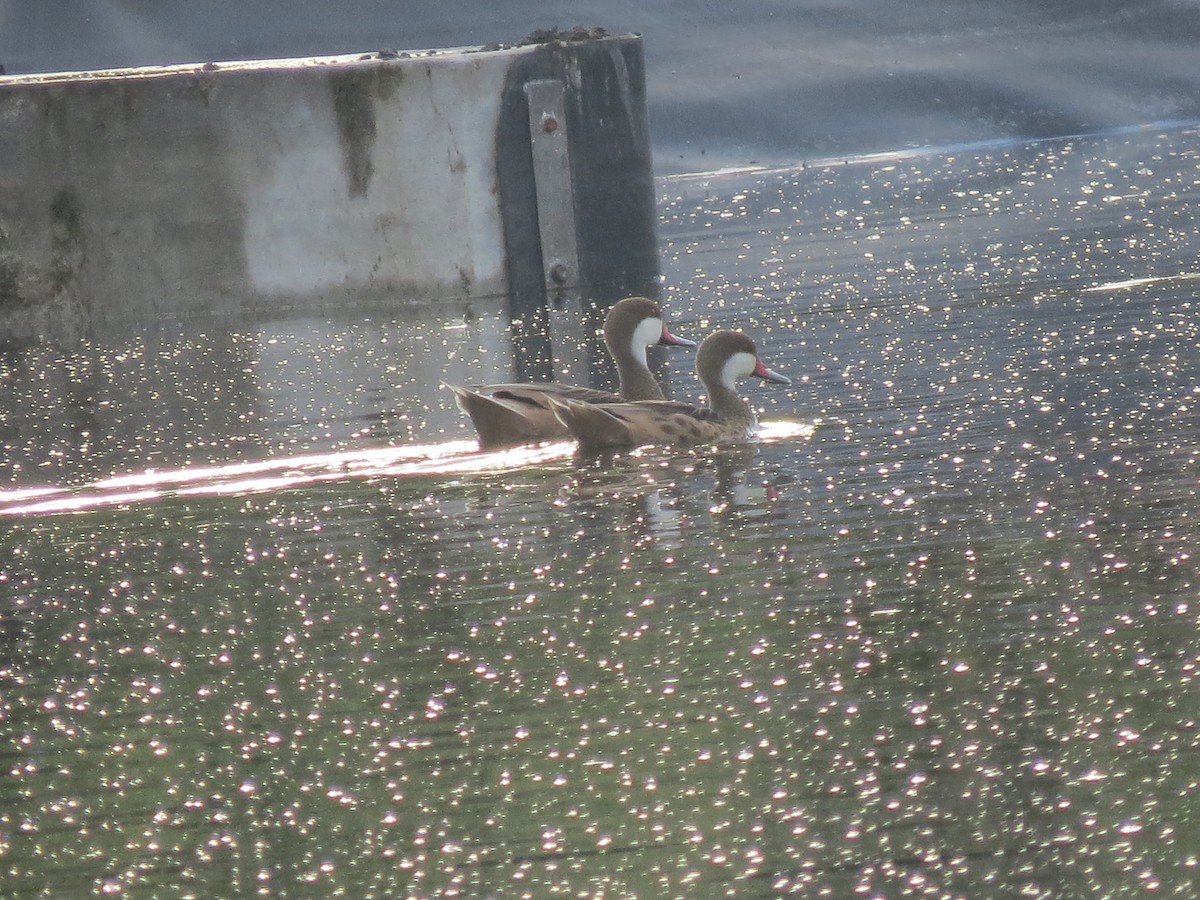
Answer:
4;126;1200;897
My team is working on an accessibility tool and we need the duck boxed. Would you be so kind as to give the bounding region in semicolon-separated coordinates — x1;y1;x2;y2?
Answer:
445;296;695;449
547;329;790;450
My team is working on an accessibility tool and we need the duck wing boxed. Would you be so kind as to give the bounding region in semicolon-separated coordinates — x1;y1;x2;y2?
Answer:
444;383;577;448
549;398;744;449
483;383;622;406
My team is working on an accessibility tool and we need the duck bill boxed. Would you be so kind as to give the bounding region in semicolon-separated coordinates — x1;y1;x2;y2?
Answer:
752;358;791;385
658;325;697;349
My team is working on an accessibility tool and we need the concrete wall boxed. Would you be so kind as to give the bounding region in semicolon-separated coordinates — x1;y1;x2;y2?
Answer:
0;34;659;353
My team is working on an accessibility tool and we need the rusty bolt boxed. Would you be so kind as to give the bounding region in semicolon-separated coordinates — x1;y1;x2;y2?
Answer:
541;114;559;134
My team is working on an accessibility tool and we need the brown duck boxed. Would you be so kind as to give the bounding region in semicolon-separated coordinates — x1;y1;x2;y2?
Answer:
445;297;694;449
548;329;790;450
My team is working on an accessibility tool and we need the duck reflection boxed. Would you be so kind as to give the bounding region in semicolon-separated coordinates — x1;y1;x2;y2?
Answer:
555;438;799;548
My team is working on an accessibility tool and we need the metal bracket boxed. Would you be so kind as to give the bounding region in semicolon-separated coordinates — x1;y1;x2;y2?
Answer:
524;78;586;382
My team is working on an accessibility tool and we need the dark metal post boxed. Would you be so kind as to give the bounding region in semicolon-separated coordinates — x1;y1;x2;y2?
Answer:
496;33;661;387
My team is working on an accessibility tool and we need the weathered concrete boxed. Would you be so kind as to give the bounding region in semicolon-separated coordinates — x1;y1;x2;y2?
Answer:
0;33;660;353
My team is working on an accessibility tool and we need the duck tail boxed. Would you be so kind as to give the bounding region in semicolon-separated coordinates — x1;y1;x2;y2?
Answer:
547;397;633;448
443;383;546;450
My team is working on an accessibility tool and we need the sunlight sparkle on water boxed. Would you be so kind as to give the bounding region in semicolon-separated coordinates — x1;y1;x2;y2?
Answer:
4;125;1200;898
0;439;573;516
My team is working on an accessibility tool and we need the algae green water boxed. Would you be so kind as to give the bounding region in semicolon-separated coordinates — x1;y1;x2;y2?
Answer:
3;126;1200;897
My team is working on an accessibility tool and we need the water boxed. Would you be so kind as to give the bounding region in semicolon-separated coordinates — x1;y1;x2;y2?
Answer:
7;1;1200;176
3;125;1200;897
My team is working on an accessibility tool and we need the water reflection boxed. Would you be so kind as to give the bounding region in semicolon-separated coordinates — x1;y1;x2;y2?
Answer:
4;125;1200;896
0;440;575;516
0;300;515;490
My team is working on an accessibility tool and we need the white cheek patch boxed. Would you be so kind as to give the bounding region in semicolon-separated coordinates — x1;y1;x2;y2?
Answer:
630;317;663;366
720;351;758;388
